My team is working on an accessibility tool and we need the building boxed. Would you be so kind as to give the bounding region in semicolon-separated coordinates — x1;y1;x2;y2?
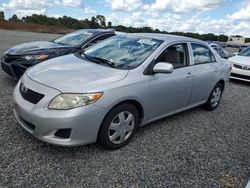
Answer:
227;36;245;45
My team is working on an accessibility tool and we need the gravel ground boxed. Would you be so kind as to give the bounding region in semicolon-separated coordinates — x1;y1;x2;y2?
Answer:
0;29;249;188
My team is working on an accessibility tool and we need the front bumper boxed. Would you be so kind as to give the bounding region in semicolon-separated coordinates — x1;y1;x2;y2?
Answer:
13;74;107;146
230;65;250;82
1;55;33;79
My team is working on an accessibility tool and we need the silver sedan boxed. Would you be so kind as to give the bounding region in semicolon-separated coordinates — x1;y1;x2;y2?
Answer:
13;33;230;149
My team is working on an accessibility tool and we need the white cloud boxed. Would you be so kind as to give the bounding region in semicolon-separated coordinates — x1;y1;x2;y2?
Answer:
229;3;250;20
2;0;250;37
84;7;96;14
1;0;49;18
108;0;142;11
2;0;49;10
1;0;96;18
55;0;83;8
143;0;224;13
14;8;46;17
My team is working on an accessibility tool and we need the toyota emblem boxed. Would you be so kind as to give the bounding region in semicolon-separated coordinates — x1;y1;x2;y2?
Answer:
243;65;249;70
21;83;28;93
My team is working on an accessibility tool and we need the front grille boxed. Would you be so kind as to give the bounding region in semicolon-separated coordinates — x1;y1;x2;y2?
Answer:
231;73;250;80
12;65;26;79
1;62;14;77
19;83;44;104
233;64;250;71
3;54;22;63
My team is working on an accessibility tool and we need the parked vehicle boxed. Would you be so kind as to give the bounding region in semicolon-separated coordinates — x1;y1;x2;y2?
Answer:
13;33;230;149
229;46;250;82
1;29;115;79
209;43;228;59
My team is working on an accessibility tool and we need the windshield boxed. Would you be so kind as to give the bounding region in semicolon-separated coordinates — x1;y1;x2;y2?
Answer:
83;35;163;69
238;47;250;56
53;30;93;47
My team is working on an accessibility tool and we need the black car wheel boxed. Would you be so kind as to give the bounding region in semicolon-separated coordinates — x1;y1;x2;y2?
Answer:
98;103;139;150
204;83;223;111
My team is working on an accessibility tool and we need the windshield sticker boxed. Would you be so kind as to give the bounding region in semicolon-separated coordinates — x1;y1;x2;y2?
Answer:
138;39;156;46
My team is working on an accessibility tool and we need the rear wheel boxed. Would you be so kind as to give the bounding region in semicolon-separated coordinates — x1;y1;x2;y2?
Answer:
204;83;223;111
98;103;139;150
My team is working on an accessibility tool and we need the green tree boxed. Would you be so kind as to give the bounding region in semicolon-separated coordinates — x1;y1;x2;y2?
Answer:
96;15;106;27
17;13;232;42
9;14;20;22
89;16;99;28
0;11;4;20
107;21;112;28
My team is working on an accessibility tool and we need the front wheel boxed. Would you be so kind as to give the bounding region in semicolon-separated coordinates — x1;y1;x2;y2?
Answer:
204;83;223;111
98;103;139;150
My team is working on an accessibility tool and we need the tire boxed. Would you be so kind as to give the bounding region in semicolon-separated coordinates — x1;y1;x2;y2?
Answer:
204;83;223;111
98;103;139;150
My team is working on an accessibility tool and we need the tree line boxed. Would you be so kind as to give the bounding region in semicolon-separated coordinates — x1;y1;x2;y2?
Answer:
0;11;249;42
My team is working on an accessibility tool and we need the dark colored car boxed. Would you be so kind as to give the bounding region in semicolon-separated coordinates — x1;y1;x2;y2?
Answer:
1;29;115;79
209;43;228;59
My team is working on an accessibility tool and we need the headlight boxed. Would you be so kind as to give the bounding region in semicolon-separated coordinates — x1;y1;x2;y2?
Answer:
24;54;49;61
48;93;103;110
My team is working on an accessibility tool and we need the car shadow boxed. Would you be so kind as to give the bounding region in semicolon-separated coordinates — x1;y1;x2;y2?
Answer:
230;79;250;86
18;105;205;155
1;74;18;87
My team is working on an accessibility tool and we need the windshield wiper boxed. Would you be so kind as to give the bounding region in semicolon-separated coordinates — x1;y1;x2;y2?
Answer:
82;53;115;67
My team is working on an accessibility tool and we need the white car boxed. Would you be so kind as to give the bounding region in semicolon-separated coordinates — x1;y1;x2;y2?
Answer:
229;47;250;82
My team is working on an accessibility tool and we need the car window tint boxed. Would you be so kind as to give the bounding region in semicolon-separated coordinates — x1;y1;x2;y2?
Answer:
84;34;115;48
191;43;216;64
90;34;115;44
238;47;250;56
156;43;187;68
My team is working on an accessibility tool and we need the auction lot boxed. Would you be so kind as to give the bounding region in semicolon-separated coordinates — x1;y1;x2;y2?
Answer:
0;29;249;187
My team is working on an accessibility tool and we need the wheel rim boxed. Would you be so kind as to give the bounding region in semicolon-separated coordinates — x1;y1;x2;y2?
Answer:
108;111;135;144
211;87;222;107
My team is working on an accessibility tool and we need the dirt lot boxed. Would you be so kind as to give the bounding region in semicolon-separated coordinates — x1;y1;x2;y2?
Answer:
0;29;249;188
0;21;72;34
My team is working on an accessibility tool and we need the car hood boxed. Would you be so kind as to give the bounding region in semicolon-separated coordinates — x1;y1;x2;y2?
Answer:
229;55;250;65
6;41;70;55
26;54;128;92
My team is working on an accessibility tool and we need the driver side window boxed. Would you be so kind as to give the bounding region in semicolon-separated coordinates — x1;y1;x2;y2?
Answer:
156;43;188;69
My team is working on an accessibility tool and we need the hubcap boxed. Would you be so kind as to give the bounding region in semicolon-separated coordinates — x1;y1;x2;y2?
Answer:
211;87;221;107
108;111;135;144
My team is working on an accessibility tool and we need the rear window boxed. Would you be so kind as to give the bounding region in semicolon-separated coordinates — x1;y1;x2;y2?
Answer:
191;43;216;64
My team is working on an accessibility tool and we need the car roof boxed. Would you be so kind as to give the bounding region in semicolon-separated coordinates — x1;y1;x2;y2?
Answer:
128;33;204;44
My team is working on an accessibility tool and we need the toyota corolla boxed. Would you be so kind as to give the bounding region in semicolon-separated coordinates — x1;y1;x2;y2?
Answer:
13;33;230;149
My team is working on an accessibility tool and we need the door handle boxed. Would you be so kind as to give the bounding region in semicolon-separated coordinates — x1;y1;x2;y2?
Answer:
186;72;192;78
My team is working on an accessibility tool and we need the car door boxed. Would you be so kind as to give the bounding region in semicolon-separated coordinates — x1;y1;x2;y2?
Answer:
147;43;194;120
189;43;220;104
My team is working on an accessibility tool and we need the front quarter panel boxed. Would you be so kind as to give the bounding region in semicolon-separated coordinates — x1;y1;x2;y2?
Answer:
94;69;149;125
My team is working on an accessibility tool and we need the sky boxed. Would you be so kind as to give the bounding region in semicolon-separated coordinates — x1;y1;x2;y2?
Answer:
1;0;250;37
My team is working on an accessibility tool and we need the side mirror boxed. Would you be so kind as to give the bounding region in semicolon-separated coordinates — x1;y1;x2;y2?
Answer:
153;62;173;74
